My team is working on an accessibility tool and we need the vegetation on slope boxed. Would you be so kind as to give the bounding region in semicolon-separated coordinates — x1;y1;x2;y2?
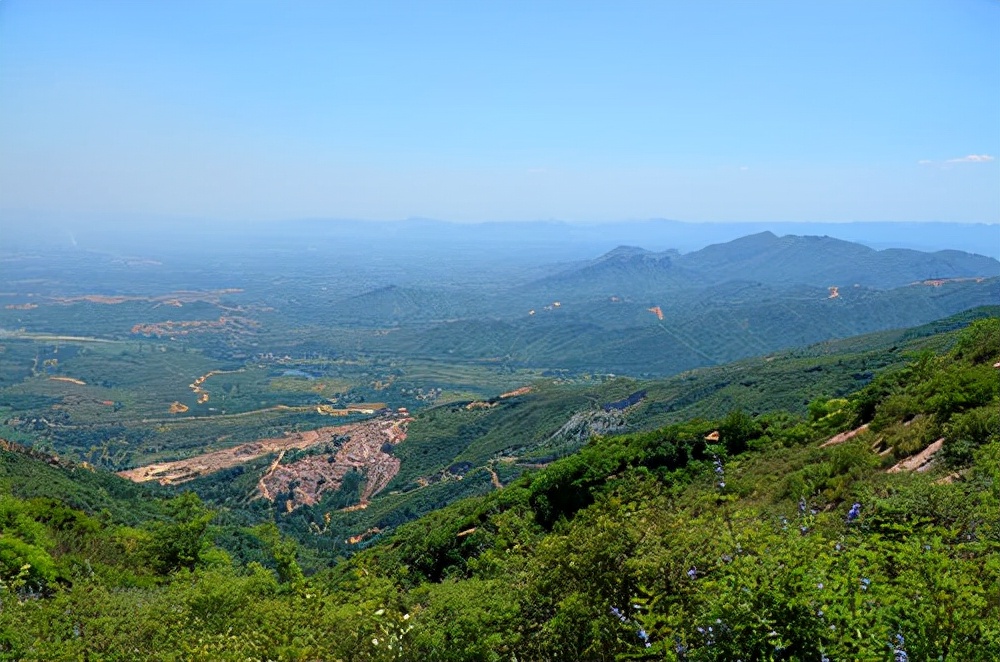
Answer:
0;316;997;660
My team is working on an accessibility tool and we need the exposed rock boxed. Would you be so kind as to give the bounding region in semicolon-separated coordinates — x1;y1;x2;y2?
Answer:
887;438;944;473
820;423;869;448
258;418;411;509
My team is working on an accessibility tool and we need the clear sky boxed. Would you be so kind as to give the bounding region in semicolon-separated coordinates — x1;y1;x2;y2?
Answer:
1;0;997;223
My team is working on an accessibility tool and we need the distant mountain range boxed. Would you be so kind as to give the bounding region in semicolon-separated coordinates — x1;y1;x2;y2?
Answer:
532;231;1000;298
338;232;1000;375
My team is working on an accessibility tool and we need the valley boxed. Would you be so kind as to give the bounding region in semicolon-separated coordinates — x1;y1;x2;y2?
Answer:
1;224;998;660
4;5;997;656
2;226;998;556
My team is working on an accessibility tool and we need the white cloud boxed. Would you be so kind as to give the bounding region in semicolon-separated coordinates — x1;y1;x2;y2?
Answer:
917;159;933;165
945;154;995;164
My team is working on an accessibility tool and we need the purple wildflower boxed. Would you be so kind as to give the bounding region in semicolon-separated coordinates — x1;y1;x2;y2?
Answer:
847;502;861;522
892;633;908;662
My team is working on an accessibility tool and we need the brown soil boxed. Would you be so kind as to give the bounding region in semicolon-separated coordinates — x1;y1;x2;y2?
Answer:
887;438;944;473
820;424;869;448
168;401;189;414
119;421;387;485
346;527;382;545
465;386;531;411
131;316;257;338
913;277;984;287
828;286;840;299
486;466;503;490
188;369;243;406
499;386;532;399
50;289;243;306
316;403;388;416
258;418;412;509
48;376;86;386
648;306;664;320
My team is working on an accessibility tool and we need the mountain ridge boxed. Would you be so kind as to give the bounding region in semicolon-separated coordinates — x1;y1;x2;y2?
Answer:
533;232;1000;298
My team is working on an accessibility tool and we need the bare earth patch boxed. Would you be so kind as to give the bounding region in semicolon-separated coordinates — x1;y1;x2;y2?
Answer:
259;418;411;510
119;415;412;511
820;424;869;448
887;438;944;473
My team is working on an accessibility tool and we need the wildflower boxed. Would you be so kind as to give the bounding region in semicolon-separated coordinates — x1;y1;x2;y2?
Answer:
687;566;697;579
610;606;627;622
846;502;861;522
892;633;909;662
800;525;809;535
861;578;871;591
798;497;807;514
713;456;726;490
637;628;650;646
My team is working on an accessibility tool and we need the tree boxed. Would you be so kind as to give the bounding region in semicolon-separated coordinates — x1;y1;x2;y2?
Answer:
148;492;214;574
719;409;761;455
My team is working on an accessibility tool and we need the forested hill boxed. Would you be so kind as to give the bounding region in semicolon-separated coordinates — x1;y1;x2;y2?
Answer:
535;231;1000;293
0;314;998;659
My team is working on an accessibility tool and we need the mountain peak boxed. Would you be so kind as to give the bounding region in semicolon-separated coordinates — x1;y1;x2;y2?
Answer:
601;245;652;260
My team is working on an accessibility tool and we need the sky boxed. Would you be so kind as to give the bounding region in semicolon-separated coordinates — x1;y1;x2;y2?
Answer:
1;0;998;224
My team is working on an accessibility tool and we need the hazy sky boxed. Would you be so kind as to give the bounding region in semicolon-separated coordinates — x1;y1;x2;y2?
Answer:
1;1;998;223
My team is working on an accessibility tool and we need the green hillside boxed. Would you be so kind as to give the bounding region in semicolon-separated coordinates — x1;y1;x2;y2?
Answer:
0;313;997;660
368;278;1000;375
247;306;996;553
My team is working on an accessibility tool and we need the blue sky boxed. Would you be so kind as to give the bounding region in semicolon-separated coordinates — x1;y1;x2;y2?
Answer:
1;0;997;223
